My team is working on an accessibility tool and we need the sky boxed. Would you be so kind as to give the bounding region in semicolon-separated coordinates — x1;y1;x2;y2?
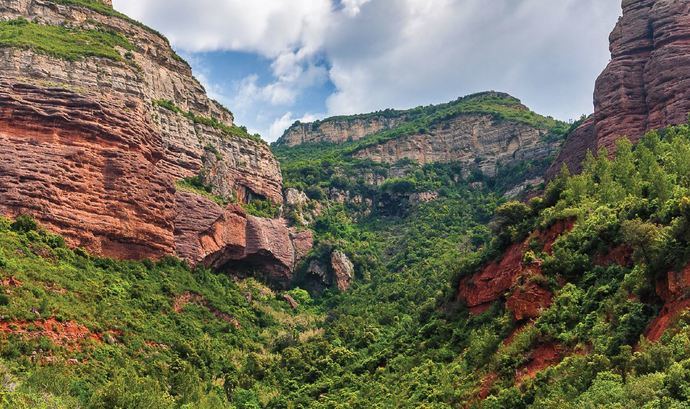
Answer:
112;0;623;142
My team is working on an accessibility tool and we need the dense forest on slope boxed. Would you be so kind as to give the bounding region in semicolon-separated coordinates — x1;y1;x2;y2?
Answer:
4;1;690;408
7;121;690;407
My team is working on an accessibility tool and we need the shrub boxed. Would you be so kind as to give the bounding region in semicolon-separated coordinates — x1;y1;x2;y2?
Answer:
10;215;37;233
243;200;281;219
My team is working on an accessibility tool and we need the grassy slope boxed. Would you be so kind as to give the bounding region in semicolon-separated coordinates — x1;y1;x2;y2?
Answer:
0;18;133;61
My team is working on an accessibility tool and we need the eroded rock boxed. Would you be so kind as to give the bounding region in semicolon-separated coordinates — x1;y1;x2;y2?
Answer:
330;250;354;292
0;2;306;286
550;0;690;177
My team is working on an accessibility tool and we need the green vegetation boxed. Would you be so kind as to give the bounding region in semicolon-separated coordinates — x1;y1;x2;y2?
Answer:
0;18;133;61
51;0;120;16
242;200;281;219
10;121;690;407
49;0;180;54
175;176;230;206
154;99;264;144
266;120;690;407
453;122;690;407
0;215;323;408
49;0;187;64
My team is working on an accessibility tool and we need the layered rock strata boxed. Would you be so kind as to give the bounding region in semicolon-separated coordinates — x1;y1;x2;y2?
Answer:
550;0;690;177
0;1;305;286
277;115;406;147
353;114;557;177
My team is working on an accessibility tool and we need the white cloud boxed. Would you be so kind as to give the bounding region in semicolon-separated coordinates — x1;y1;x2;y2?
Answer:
268;112;321;141
113;0;622;140
323;0;622;121
340;0;372;16
114;0;331;56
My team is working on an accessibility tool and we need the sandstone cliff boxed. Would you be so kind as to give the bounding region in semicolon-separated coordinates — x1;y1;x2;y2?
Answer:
549;0;690;177
0;0;305;287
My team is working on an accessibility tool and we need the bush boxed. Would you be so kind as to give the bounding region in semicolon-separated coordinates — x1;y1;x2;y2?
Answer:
11;215;37;233
0;18;134;61
243;200;281;219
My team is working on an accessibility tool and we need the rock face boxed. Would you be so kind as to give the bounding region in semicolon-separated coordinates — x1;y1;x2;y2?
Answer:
550;0;690;177
277;93;563;179
0;1;306;286
302;250;355;292
353;113;556;177
330;251;354;292
277;115;406;147
0;81;175;259
646;264;690;341
457;219;573;317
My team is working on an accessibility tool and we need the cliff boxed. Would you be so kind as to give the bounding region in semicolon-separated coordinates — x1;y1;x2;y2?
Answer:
0;0;305;287
549;0;690;177
352;113;556;177
278;115;406;147
278;92;568;178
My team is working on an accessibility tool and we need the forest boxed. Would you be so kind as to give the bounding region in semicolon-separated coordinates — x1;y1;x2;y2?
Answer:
3;121;690;407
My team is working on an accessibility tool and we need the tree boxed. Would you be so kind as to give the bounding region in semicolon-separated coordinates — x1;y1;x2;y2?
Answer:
621;219;661;264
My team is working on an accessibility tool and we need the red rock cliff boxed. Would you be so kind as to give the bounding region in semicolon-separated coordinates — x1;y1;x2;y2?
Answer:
0;1;307;287
549;0;690;177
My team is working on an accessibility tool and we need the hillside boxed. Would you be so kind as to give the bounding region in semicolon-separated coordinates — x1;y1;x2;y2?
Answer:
5;125;690;408
4;0;690;408
277;92;568;178
273;92;570;216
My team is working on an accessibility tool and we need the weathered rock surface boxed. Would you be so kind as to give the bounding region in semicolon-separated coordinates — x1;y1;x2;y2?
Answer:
0;82;175;259
0;1;306;286
277;115;405;147
550;0;690;177
283;188;321;226
289;228;314;264
174;193;305;289
302;250;355;292
353;114;557;177
646;263;690;341
506;280;552;321
330;251;355;292
457;219;574;316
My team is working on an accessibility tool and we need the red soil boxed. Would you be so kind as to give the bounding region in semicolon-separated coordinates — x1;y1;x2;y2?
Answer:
594;245;633;267
645;299;690;342
516;343;562;384
172;291;241;329
0;318;100;349
458;218;574;317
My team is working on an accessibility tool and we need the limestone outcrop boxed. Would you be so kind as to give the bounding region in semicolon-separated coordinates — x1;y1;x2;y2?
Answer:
277;115;406;147
353;113;556;177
